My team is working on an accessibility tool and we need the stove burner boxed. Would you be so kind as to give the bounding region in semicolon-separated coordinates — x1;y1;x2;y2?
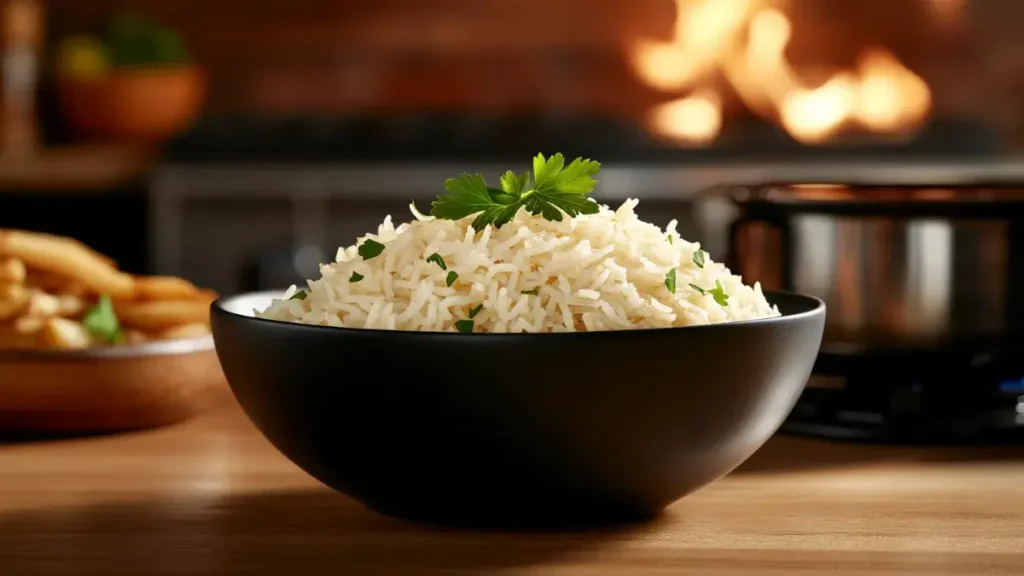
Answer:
782;344;1024;445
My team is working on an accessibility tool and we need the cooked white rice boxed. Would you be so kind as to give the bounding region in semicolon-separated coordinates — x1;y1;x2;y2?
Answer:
258;199;779;333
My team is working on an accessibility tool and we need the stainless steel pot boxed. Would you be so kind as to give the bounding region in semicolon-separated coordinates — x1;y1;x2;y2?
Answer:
726;184;1024;352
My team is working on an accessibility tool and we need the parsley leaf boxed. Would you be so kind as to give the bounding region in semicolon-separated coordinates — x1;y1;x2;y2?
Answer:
289;290;307;301
430;173;521;230
349;272;364;282
426;253;447;270
445;271;459;287
430;153;602;229
358;239;385;260
521;287;539;295
500;170;530;196
667;235;674;245
469;304;483;319
693;250;706;269
455;319;474;333
664;269;677;293
83;295;124;344
521;154;601;224
532;153;601;195
709;280;729;307
691;280;729;306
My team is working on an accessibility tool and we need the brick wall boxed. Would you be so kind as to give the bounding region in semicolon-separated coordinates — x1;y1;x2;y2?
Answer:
45;0;999;133
46;0;675;117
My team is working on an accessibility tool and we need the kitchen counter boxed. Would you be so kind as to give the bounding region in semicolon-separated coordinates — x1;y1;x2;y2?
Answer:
1;403;1022;575
0;144;154;192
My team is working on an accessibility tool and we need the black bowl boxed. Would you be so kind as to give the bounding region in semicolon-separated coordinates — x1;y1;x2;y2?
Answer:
211;291;825;528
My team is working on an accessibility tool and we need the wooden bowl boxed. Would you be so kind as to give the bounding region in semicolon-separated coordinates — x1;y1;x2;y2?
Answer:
0;335;227;434
57;66;205;141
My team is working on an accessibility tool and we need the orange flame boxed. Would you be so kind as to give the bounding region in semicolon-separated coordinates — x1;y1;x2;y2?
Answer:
646;89;723;145
630;0;933;145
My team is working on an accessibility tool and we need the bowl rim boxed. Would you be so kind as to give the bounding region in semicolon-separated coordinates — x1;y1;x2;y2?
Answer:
0;334;214;363
211;289;825;339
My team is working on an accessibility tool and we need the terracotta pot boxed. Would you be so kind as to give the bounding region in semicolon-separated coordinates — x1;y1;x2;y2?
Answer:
57;66;205;142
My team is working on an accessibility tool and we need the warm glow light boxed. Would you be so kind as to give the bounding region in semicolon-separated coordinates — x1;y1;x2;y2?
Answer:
780;73;857;144
628;0;934;145
923;0;965;29
679;0;752;55
854;48;932;133
647;89;723;145
631;0;754;93
726;7;799;116
631;41;701;92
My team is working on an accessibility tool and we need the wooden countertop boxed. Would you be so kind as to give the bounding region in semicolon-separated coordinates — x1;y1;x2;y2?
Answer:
0;144;155;191
1;403;1023;575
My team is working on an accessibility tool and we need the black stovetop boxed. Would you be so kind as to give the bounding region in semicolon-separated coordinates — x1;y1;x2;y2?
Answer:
783;341;1024;445
162;114;1005;164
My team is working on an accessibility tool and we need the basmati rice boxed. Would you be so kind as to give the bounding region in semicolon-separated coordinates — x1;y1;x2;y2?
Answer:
257;199;780;333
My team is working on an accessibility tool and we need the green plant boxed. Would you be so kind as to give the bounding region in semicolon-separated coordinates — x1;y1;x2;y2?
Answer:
104;11;191;67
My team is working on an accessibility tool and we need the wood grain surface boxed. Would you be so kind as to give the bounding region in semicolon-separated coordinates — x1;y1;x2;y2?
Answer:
1;404;1022;575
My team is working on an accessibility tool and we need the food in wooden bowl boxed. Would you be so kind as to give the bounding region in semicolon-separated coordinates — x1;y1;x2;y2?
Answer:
0;230;226;434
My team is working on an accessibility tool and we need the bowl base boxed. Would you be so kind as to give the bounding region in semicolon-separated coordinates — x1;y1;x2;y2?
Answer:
365;500;663;531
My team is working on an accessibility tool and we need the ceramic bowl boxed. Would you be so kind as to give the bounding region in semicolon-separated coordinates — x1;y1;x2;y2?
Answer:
0;336;227;435
212;290;825;528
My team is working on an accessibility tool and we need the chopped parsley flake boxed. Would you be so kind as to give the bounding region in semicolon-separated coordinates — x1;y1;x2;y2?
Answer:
664;269;677;293
468;304;483;319
349;272;364;283
455;319;474;333
83;295;124;344
445;271;459;287
426;253;447;270
692;250;707;269
289;290;307;301
358;239;385;260
522;287;540;295
691;280;729;306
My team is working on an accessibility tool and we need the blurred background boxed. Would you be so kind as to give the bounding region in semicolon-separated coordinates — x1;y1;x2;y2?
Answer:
0;0;1005;293
4;0;1024;441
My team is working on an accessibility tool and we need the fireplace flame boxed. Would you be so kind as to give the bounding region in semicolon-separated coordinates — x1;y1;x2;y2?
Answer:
780;73;857;144
854;48;932;133
647;89;723;144
631;0;933;145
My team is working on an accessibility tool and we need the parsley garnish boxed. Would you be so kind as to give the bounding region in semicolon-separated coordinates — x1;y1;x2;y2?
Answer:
426;253;447;270
358;239;385;260
289;290;307;301
455;319;474;333
667;235;674;245
430;153;601;229
445;271;459;287
469;304;483;319
693;250;707;269
349;272;364;283
522;288;539;295
83;295;124;344
664;269;677;293
691;280;729;306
